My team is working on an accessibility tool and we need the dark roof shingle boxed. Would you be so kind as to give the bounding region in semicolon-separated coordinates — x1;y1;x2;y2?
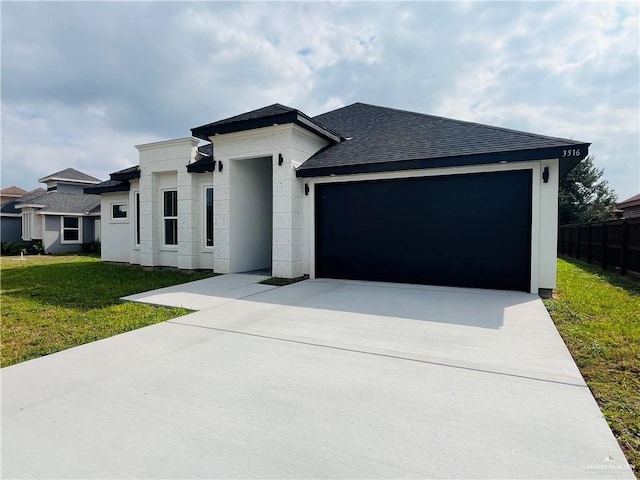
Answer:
16;191;100;215
38;168;102;184
297;103;589;177
191;104;343;142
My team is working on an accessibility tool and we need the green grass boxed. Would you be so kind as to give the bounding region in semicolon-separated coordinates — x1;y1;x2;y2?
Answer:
544;258;639;473
1;255;213;367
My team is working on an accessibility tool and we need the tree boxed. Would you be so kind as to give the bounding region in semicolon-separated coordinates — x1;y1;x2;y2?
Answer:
559;155;618;225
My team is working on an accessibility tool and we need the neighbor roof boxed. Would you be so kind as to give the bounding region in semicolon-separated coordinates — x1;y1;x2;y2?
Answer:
617;193;640;209
0;186;28;197
12;188;47;205
191;103;344;143
15;191;100;215
38;168;102;185
0;200;21;216
297;103;590;178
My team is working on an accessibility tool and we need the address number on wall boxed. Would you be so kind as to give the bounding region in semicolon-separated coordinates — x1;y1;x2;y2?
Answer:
562;149;581;157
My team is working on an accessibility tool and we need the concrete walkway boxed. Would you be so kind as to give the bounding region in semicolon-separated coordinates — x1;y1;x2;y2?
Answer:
121;273;277;310
2;278;634;479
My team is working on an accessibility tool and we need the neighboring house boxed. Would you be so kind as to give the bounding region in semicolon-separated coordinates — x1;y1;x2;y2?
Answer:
0;186;28;205
15;169;102;253
87;102;590;297
616;193;640;219
1;188;45;244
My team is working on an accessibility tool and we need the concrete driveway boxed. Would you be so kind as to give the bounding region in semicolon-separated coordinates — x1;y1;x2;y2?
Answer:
2;278;633;479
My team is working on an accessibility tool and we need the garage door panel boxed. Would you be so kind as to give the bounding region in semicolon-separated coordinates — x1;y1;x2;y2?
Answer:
315;170;532;292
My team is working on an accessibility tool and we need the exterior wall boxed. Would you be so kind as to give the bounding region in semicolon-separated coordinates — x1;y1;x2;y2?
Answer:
100;192;131;262
97;140;216;270
196;176;214;270
303;158;561;295
1;216;22;243
55;183;91;194
41;215;94;253
136;137;208;269
211;124;328;277
537;159;560;291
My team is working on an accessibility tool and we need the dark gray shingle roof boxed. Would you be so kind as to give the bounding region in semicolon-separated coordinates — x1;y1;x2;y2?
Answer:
25;192;100;214
1;200;21;215
85;165;140;194
13;188;47;205
191;104;343;142
297;103;589;177
198;143;213;157
38;168;102;184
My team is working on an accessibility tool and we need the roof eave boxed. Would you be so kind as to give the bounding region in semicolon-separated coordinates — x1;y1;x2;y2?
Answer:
84;182;131;194
296;144;590;178
187;160;216;173
191;111;343;143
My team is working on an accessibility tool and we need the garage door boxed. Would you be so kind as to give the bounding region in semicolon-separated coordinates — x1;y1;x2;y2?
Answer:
315;170;532;292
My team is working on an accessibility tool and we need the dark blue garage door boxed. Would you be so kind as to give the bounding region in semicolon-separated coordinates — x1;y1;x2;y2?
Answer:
315;170;532;292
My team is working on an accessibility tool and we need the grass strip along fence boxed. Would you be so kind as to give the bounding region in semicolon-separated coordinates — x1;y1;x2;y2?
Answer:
544;257;639;474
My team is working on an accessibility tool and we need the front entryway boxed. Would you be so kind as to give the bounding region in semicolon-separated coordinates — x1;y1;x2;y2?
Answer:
229;156;273;274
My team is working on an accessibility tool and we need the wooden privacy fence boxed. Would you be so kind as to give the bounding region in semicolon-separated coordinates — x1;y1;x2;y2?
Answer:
558;217;640;278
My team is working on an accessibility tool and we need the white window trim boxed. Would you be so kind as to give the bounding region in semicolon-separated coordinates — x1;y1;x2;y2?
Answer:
110;202;128;223
161;189;178;248
203;185;214;250
60;216;83;244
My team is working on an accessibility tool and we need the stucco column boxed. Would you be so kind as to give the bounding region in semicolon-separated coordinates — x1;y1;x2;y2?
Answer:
213;154;231;273
177;168;198;270
138;172;158;267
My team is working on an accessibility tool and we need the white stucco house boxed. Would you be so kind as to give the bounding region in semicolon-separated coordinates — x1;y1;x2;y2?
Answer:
86;103;589;297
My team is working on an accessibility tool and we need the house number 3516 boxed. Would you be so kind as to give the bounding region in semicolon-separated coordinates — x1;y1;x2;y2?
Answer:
562;149;581;157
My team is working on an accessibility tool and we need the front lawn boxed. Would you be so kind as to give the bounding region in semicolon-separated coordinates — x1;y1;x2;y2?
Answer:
1;255;213;367
544;258;639;474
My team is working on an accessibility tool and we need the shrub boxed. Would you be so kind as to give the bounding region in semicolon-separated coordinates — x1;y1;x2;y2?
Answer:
9;242;29;254
82;241;101;254
1;242;12;255
27;240;44;255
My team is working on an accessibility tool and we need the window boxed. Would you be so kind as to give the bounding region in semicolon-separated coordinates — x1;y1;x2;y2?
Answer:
61;216;82;243
163;190;178;246
134;192;140;246
111;203;127;220
22;212;32;240
204;186;214;247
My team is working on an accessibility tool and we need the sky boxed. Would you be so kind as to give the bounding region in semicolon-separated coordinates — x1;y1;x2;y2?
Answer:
1;1;639;201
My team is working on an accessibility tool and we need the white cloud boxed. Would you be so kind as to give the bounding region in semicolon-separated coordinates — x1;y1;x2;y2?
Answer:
1;1;638;199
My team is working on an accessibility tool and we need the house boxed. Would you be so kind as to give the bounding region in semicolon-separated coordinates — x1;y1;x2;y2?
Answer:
0;186;28;205
15;169;102;253
87;102;589;297
616;193;640;218
1;188;45;245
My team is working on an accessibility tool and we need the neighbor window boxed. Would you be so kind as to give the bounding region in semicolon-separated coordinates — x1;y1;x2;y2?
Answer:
163;190;178;246
61;216;81;243
204;186;214;247
111;203;127;220
134;192;140;246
